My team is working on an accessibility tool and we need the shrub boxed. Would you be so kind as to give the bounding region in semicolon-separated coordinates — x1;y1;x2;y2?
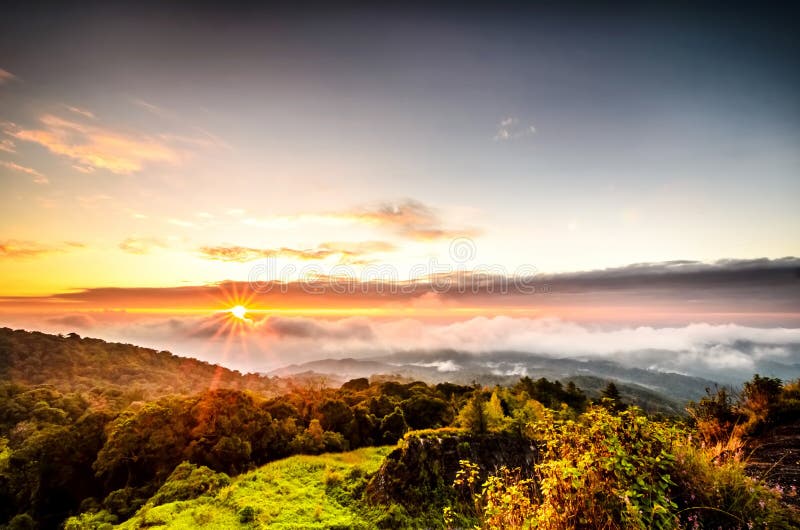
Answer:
447;406;799;529
8;514;36;530
686;385;742;446
739;375;783;435
323;465;344;487
528;407;678;529
238;505;256;523
63;511;117;530
672;440;796;529
150;461;230;506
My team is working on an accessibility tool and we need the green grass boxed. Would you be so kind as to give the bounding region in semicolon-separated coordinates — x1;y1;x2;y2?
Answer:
117;446;394;529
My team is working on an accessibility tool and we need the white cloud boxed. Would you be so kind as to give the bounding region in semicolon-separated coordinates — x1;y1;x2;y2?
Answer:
407;360;462;372
16;311;800;380
494;116;536;141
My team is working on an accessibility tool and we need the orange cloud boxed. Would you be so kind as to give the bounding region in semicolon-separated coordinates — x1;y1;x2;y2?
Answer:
0;240;83;259
0;240;52;259
5;114;184;174
0;160;48;184
1;258;798;328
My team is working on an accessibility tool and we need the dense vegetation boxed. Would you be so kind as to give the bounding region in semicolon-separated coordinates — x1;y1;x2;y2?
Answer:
0;328;280;401
1;328;798;529
440;379;800;529
69;447;395;529
0;328;589;528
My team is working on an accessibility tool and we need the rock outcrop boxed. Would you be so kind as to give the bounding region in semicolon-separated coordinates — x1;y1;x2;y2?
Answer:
366;430;538;510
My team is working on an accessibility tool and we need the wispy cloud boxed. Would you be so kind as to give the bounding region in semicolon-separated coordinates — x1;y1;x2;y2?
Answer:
494;116;536;141
2;112;223;174
200;246;326;262
132;98;169;118
119;237;167;255
0;160;48;184
349;199;480;241
64;105;95;119
0;240;83;259
199;240;396;263
0;139;15;153
0;68;17;85
0;240;52;259
239;199;478;241
4;114;180;174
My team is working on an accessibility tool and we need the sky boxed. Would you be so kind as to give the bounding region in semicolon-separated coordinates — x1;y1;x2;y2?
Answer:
1;2;799;378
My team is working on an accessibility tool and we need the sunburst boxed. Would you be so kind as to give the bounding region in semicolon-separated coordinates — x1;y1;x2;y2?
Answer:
230;304;248;320
182;282;263;390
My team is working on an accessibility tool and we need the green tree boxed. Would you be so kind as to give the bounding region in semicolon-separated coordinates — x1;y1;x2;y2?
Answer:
380;407;408;444
457;392;488;434
401;394;452;430
485;391;508;432
600;382;624;412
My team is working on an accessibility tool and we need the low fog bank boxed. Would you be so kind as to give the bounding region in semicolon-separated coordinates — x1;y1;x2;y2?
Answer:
5;312;797;384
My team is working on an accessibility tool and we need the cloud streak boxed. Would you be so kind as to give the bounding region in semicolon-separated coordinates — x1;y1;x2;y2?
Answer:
238;199;478;242
1;257;797;327
5;114;181;174
0;240;83;259
199;240;396;263
0;240;53;259
0;160;48;184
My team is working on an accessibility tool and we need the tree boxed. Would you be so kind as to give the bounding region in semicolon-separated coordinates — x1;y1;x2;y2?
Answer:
600;382;624;412
401;394;452;430
457;392;488;434
741;374;782;420
349;406;377;448
341;378;370;392
739;374;784;434
380;407;408;444
318;399;354;435
485;391;509;432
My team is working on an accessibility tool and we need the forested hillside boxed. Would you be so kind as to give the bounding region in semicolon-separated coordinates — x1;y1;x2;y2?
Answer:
1;328;798;529
0;328;278;403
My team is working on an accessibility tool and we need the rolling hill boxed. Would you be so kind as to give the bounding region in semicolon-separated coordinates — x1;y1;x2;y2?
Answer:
270;350;718;414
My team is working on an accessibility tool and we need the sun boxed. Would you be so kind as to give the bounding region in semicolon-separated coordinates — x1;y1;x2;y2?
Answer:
230;305;248;320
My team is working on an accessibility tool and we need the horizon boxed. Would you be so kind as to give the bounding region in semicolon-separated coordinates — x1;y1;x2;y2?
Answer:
2;2;799;382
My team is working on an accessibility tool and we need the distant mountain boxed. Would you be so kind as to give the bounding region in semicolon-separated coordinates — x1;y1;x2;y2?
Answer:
0;326;714;415
270;350;719;414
